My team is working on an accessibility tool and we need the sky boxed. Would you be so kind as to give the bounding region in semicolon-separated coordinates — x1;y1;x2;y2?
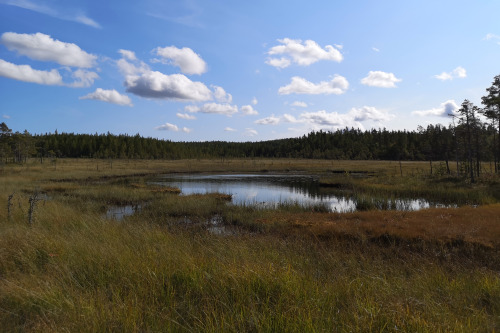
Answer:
0;0;499;142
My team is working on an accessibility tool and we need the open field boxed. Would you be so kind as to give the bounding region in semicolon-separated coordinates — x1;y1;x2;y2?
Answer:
1;159;500;331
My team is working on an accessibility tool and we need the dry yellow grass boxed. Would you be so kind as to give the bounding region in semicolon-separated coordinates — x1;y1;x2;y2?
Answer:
1;158;500;331
259;204;500;248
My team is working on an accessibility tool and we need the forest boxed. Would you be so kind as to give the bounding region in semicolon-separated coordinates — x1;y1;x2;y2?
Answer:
1;75;500;179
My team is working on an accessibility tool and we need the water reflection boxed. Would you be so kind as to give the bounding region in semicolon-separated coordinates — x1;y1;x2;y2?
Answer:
152;174;450;213
106;204;142;220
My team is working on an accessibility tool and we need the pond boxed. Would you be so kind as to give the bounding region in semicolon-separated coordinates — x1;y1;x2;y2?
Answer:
151;173;449;212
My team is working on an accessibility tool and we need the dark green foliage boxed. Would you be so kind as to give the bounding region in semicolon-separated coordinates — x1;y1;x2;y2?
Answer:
0;123;494;164
12;124;496;166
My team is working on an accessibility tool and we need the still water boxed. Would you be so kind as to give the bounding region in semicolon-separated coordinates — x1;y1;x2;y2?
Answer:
151;173;442;213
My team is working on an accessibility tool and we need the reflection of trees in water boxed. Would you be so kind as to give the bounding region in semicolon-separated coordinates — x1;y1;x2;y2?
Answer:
155;174;450;212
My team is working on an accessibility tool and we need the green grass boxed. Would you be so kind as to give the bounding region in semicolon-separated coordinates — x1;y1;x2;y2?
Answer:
0;158;499;331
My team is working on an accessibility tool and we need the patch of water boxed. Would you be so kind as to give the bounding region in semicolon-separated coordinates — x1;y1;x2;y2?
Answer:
151;174;452;213
106;204;142;220
206;215;238;235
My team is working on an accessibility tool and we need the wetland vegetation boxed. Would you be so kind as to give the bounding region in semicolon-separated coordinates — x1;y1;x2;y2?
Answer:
1;158;500;331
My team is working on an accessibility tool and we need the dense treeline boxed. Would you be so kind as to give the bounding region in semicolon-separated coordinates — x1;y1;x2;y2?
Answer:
0;123;495;162
1;74;499;180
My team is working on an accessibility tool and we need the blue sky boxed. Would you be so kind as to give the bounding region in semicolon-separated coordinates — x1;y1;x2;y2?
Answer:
1;0;499;141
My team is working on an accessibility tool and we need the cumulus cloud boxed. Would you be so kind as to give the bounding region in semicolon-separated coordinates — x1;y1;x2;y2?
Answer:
156;123;178;131
79;88;132;106
1;0;101;28
155;122;191;133
348;106;394;122
244;128;258;137
241;105;258;116
117;58;150;76
116;50;151;77
299;110;362;129
255;115;280;125
252;97;258;105
361;71;401;88
153;46;207;75
0;58;63;85
266;57;291;69
434;66;467;81
176;112;196;120
125;71;212;101
212;85;232;103
412;100;459;117
282;114;299;123
0;58;99;87
69;69;99;88
266;38;343;68
185;103;238;116
278;75;349;95
254;106;393;132
225;127;237;132
0;32;97;68
291;101;308;108
118;49;137;61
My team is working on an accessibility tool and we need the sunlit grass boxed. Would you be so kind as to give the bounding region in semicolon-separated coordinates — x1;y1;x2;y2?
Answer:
0;158;499;331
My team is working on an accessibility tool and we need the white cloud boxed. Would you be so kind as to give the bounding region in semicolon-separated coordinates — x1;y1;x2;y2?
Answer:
266;38;343;68
241;105;258;116
184;105;200;113
176;112;196;120
185;103;238;116
282;114;299;123
1;0;101;28
434;66;467;81
0;58;63;85
118;49;137;61
154;46;207;75
300;110;362;129
117;58;150;76
348;106;394;122
255;115;280;125
361;71;401;88
0;58;98;87
155;122;191;133
125;71;212;101
266;57;291;69
412;100;459;117
485;33;500;45
278;75;349;95
74;15;101;29
243;128;258;137
212;85;232;103
69;69;99;88
156;123;179;131
252;97;258;105
291;101;308;108
3;114;11;119
225;127;237;132
79;88;132;106
0;32;97;68
254;106;394;132
372;47;380;52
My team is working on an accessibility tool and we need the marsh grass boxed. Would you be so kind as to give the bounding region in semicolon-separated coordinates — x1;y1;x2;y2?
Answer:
321;170;499;209
1;158;500;331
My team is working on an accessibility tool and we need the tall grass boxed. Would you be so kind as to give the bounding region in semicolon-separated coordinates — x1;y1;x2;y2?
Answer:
1;158;499;331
